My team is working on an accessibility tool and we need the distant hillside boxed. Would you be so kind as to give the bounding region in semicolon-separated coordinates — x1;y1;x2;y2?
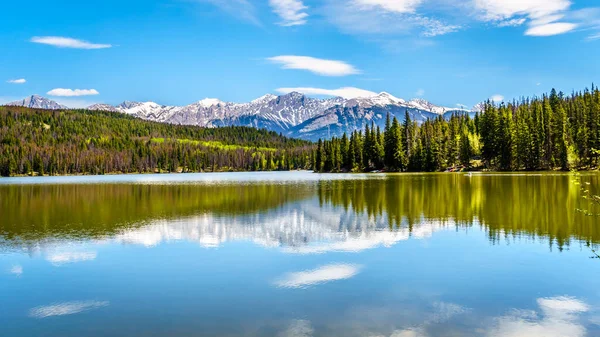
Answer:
0;106;314;177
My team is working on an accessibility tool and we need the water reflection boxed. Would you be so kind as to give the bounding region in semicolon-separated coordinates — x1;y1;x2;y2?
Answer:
488;296;589;337
274;264;362;289
1;173;599;337
278;320;314;337
45;250;97;266
1;173;598;252
9;265;22;276
29;301;109;318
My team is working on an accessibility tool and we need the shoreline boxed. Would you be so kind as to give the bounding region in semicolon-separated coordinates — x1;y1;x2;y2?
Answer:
2;169;599;181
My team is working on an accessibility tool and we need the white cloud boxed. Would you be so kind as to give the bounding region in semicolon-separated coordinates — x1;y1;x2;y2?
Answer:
323;0;460;38
274;264;361;288
416;89;425;97
586;32;600;41
473;0;571;21
47;88;100;97
487;296;589;337
29;301;109;318
353;0;423;14
472;0;577;36
268;55;359;76
30;36;111;49
46;251;97;265
491;94;504;102
525;22;577;36
276;87;377;99
7;79;26;84
9;265;23;276
269;0;309;26
198;0;261;26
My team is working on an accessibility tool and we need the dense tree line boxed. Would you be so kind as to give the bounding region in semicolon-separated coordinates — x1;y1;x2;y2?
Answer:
1;86;599;177
316;86;600;172
0;107;314;176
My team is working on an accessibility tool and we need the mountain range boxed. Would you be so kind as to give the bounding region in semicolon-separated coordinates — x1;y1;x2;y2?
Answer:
5;93;473;140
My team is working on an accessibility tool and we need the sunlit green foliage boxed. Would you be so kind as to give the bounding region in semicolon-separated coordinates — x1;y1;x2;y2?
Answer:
317;86;600;172
0;107;314;176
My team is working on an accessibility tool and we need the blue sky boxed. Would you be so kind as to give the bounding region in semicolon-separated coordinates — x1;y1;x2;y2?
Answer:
1;0;599;108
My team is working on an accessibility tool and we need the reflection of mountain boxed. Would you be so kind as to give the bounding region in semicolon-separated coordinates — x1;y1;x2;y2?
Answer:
0;183;313;246
112;200;453;251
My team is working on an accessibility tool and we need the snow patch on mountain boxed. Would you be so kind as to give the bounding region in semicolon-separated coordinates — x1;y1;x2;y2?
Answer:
5;95;68;110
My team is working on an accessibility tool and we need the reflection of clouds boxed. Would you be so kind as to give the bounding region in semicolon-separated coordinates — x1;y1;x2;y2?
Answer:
274;264;361;289
343;299;470;337
46;251;97;265
487;296;589;337
29;300;109;318
428;301;470;324
278;319;314;337
9;265;23;276
390;329;426;337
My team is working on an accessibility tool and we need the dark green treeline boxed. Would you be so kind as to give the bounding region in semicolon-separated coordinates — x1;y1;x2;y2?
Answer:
0;107;315;176
316;87;600;172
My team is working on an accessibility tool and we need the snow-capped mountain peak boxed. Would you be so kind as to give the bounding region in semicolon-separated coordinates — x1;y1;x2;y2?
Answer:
5;95;68;110
118;101;144;109
374;92;405;104
197;98;224;108
251;94;277;105
87;103;118;112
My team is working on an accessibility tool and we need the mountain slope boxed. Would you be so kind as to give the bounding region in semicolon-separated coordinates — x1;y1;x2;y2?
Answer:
5;93;471;141
87;92;469;140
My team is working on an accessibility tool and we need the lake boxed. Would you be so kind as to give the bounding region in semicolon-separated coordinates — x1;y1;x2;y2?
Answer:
1;172;599;337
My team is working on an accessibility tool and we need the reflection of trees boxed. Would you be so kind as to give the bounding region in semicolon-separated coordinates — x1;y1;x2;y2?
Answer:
318;174;600;249
0;183;313;244
1;174;599;251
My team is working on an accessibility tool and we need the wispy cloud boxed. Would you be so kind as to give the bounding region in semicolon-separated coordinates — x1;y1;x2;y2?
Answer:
7;79;26;84
323;0;461;38
473;0;577;36
353;0;423;14
525;22;577;36
491;94;504;102
197;0;261;26
31;36;112;49
268;55;360;76
269;0;309;26
274;264;361;288
47;89;100;97
416;88;425;97
497;18;527;27
586;32;600;41
29;301;109;318
276;86;377;99
46;251;97;265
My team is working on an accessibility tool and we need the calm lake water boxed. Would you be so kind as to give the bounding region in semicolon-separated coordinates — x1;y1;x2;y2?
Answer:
1;172;600;337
